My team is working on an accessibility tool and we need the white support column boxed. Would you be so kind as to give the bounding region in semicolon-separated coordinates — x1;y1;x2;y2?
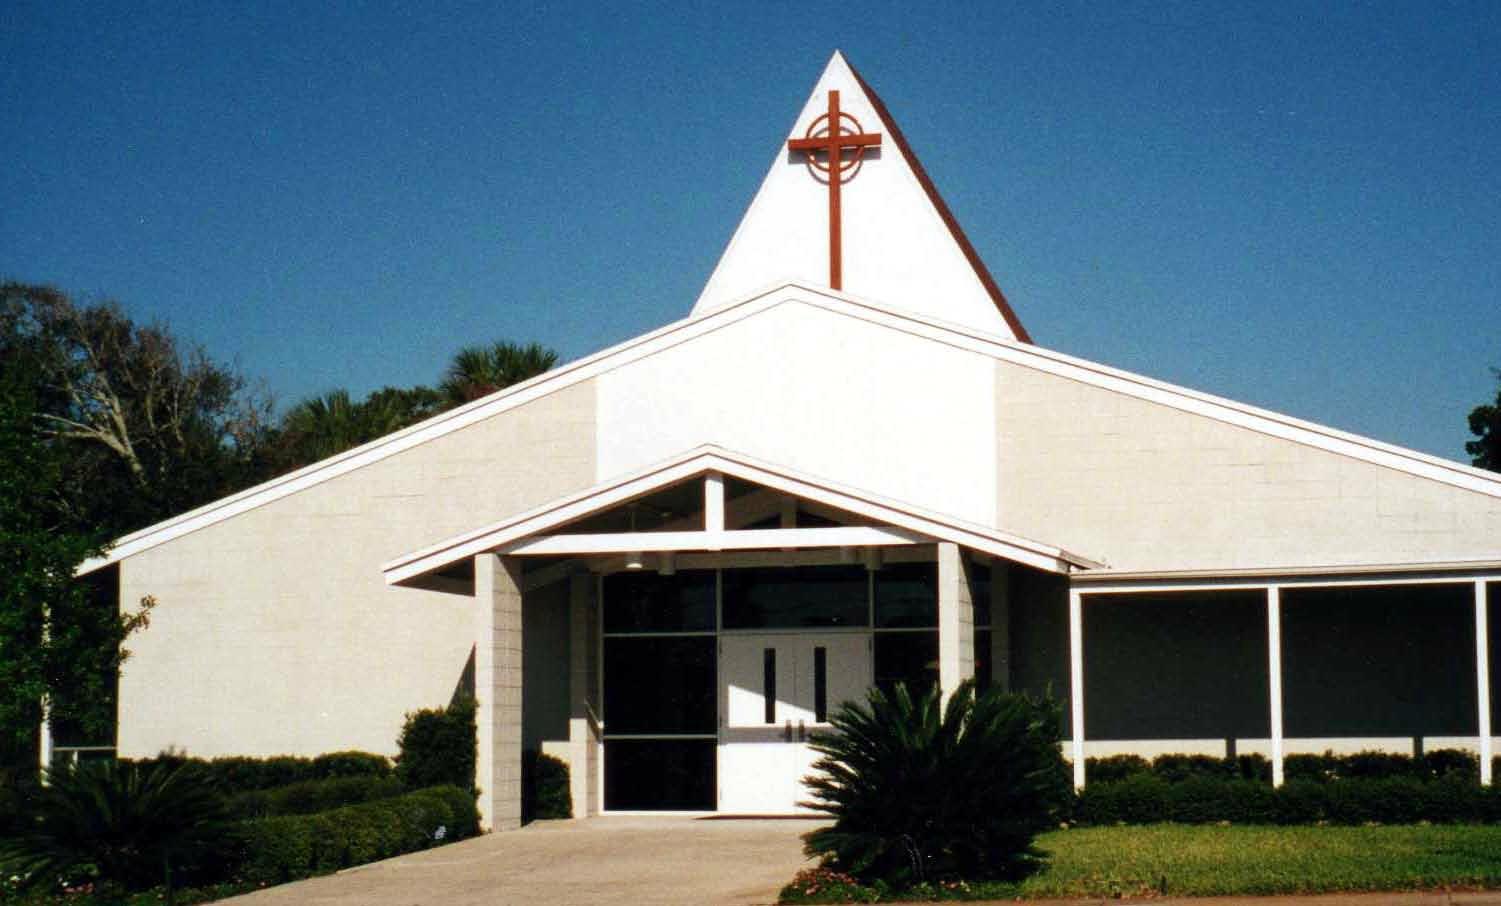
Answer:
1477;580;1492;786
937;543;974;705
568;571;595;817
991;561;1011;692
1068;587;1085;791
704;472;725;533
475;552;524;832
1267;585;1285;788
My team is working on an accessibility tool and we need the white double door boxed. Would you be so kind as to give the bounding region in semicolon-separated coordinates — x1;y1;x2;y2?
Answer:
718;632;871;814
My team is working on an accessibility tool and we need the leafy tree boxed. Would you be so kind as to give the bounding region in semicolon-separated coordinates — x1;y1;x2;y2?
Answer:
0;282;272;539
440;340;557;406
1468;368;1500;472
802;681;1069;886
0;351;152;789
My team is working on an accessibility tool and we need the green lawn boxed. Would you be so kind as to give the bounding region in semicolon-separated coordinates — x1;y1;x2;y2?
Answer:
783;824;1501;902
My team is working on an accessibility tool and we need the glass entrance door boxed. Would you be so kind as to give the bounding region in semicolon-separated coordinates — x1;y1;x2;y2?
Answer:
718;632;870;813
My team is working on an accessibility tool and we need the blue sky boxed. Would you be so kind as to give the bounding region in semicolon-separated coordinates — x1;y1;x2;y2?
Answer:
3;1;1497;462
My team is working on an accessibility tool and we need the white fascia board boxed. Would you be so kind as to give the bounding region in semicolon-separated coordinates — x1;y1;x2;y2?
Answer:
1073;558;1501;589
504;526;921;556
382;445;1095;586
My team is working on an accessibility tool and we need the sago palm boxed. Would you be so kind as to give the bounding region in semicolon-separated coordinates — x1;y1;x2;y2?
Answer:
0;760;231;898
801;680;1069;886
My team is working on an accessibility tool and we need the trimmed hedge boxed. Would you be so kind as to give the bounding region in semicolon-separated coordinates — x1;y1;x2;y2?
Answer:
226;774;405;820
396;698;476;792
523;751;571;821
235;785;478;884
1073;774;1501;826
1085;749;1485;786
126;750;392;794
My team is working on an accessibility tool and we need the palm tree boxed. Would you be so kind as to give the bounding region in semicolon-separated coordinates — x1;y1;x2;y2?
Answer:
440;341;558;406
277;389;367;464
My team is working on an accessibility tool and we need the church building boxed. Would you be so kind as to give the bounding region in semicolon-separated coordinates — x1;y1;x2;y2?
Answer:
74;52;1501;830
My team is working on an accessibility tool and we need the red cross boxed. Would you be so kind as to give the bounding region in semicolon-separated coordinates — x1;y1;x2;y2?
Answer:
787;90;882;291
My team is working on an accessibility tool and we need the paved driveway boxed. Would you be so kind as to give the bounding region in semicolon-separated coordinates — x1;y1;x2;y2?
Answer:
220;817;822;906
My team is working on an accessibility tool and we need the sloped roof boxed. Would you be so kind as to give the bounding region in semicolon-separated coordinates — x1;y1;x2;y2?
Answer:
79;280;1501;575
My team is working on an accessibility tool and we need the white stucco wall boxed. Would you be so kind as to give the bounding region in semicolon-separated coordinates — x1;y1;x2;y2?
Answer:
996;360;1501;570
595;300;998;527
117;381;596;759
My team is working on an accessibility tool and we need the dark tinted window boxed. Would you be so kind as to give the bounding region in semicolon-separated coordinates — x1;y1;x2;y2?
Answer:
604;739;716;810
603;570;716;633
874;631;939;697
874;562;936;628
603;637;716;734
722;566;868;629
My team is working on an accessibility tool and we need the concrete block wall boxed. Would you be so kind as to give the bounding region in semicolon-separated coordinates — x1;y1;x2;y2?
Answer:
996;361;1501;570
117;381;596;760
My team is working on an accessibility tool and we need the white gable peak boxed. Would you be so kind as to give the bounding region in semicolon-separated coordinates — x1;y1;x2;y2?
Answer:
692;50;1030;341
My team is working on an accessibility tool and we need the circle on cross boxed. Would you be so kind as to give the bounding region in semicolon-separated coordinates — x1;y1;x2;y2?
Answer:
799;111;875;184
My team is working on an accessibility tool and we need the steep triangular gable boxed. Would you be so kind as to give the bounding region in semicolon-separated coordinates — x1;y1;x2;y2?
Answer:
692;52;1030;341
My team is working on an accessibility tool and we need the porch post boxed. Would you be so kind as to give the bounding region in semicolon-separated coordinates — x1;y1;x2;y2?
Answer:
475;552;524;831
1477;580;1492;786
1267;585;1285;787
937;543;974;705
1068;587;1085;790
568;571;598;816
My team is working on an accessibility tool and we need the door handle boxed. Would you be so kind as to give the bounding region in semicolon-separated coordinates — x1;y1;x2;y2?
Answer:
798;720;806;742
784;720;793;743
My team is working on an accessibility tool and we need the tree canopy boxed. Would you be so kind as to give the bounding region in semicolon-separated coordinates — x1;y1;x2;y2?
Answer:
1468;369;1500;472
0;282;272;541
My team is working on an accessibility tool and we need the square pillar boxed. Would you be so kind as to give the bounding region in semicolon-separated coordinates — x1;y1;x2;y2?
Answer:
568;571;600;816
475;553;523;832
938;543;975;704
990;561;1011;692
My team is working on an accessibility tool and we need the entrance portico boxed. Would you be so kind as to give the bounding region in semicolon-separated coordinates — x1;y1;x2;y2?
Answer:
384;445;1098;828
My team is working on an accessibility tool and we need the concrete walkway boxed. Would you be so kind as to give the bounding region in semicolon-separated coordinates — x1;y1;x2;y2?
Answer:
219;816;821;906
217;819;1501;906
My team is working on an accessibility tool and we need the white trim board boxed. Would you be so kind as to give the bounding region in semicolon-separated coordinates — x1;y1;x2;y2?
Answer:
80;279;1501;574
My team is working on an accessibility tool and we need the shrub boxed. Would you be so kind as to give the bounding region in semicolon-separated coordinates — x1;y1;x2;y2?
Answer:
0;760;232;895
312;751;394;780
226;774;405;820
125;750;392;794
1420;749;1479;780
1283;752;1339;783
523;751;572;821
235;785;478;885
1151;753;1232;783
396;697;476;791
1072;773;1501;826
803;680;1069;886
1085;754;1150;784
